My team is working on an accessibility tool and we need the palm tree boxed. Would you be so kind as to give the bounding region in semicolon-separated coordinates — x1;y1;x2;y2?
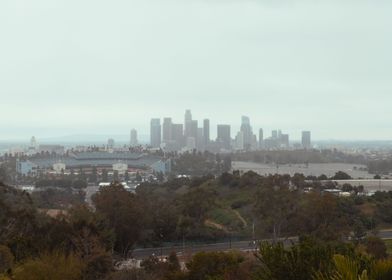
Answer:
313;254;392;280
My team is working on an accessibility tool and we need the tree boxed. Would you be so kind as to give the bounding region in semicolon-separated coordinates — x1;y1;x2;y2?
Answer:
67;205;114;279
295;193;353;241
136;172;142;182
156;172;164;183
0;166;11;184
12;252;84;280
332;171;352;180
342;184;353;192
0;245;14;274
223;156;232;173
186;251;245;280
219;172;235;186
313;254;368;280
291;173;306;188
318;174;328;181
0;183;42;261
365;237;387;260
313;254;392;280
254;187;298;241
178;188;216;227
92;183;144;257
255;238;357;280
149;200;178;243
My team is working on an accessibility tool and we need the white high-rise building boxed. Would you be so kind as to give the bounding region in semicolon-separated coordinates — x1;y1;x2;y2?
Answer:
302;131;312;149
162;118;172;144
130;129;138;146
240;116;253;150
184;110;192;137
150;118;162;148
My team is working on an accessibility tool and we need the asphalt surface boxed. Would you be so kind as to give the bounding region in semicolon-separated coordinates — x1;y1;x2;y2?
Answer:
132;238;298;259
132;230;392;260
378;229;392;240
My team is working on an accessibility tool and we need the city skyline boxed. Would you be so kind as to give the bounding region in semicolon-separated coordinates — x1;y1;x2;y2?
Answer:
2;1;392;277
1;0;392;140
2;110;315;144
0;112;385;143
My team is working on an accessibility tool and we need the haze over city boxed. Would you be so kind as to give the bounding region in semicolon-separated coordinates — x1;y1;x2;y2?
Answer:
4;1;392;279
1;0;392;141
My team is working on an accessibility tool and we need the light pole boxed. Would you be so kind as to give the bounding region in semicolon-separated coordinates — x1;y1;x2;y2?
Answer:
159;230;164;260
182;234;185;255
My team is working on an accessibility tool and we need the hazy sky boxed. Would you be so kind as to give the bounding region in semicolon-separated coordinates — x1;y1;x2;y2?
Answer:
1;0;391;141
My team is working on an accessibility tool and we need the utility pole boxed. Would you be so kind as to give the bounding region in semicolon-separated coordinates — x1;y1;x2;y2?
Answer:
252;220;255;241
182;234;185;256
159;230;164;260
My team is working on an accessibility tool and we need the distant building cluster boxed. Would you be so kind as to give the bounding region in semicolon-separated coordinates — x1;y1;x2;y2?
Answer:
16;150;171;178
149;110;312;153
15;136;171;178
8;110;312;178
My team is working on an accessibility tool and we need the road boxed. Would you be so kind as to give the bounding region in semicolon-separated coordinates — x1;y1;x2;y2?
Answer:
132;230;392;260
132;238;297;259
378;229;392;240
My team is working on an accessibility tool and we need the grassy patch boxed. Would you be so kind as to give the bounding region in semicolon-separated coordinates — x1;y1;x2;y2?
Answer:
208;208;244;231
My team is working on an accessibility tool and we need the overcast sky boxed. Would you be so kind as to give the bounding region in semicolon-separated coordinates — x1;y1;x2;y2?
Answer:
1;0;391;141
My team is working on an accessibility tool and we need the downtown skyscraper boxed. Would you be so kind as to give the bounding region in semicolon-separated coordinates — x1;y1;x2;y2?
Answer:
150;118;161;148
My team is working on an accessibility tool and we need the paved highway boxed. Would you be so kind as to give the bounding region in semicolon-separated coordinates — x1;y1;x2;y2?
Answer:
132;238;297;259
132;230;392;260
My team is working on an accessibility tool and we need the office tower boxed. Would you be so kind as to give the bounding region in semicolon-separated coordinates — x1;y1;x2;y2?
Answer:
302;131;312;149
259;128;264;149
107;138;115;149
241;115;250;126
217;124;231;150
189;120;198;139
150;118;161;148
162;118;172;143
185;120;198;150
197;128;204;150
203;119;210;145
235;131;244;150
130;129;138;146
29;136;38;151
186;137;196;150
281;134;289;148
171;123;184;148
264;138;275;150
272;130;278;139
277;130;282;142
240;116;253;149
184;109;192;137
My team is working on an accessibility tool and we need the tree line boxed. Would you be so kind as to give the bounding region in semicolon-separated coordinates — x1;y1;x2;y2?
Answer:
3;169;392;279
